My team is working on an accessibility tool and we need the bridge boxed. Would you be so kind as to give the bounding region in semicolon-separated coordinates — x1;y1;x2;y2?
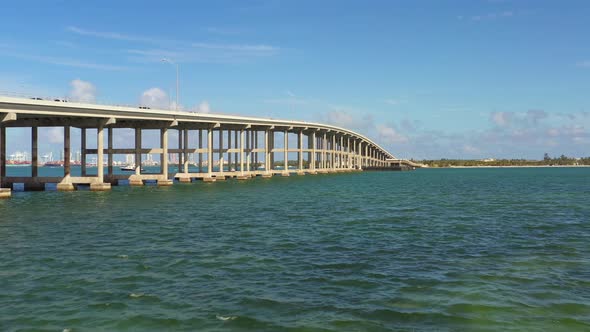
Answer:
0;96;416;198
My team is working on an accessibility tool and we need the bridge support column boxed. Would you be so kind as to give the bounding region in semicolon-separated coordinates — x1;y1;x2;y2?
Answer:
331;134;336;172
90;125;111;191
31;126;38;178
324;134;328;171
81;128;87;176
107;127;113;176
129;128;142;185
203;126;215;182
262;129;272;177
339;136;346;170
282;129;289;176
254;131;258;169
309;131;316;174
234;130;239;171
246;127;253;173
227;129;232;172
297;130;304;175
198;129;202;173
218;128;224;179
237;128;248;180
57;126;74;191
0;126;8;196
159;128;173;185
183;128;189;174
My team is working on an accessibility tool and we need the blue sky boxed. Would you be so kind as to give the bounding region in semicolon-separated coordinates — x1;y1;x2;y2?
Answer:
1;0;589;159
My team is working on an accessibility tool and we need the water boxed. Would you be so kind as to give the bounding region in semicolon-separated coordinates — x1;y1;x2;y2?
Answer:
1;168;589;331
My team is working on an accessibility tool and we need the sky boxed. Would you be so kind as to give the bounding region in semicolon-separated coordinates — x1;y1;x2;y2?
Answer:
1;0;589;160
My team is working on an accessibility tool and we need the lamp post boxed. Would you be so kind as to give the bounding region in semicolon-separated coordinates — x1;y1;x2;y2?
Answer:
161;58;179;111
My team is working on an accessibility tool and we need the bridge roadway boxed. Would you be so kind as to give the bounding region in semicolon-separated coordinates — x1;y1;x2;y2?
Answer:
0;96;409;198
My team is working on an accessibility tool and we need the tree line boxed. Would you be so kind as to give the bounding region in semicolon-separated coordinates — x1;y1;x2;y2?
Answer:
418;154;590;167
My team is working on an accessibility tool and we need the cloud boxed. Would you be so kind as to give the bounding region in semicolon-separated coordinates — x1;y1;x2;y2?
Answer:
66;26;153;42
140;88;169;109
68;26;280;63
45;127;64;144
576;60;590;68
325;110;356;128
263;91;309;106
376;125;408;144
458;11;515;21
490;111;513;127
193;101;211;113
204;27;245;35
0;50;128;71
69;79;96;103
490;110;548;128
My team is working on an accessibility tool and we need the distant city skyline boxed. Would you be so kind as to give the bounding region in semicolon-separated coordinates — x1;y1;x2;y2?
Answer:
1;1;589;159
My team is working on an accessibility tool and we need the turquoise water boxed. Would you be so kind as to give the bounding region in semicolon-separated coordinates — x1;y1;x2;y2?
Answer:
1;168;589;331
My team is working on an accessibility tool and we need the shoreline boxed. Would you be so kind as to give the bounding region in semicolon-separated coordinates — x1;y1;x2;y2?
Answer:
426;165;590;169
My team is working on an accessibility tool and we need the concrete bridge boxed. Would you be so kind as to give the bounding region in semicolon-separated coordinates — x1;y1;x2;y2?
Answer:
0;96;411;198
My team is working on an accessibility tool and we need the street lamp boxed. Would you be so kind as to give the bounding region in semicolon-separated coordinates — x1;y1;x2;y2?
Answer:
161;58;179;111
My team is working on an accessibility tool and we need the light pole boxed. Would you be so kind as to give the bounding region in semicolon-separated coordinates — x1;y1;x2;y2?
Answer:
161;58;179;111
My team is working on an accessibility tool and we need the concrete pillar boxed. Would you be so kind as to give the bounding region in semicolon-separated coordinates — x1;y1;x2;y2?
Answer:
269;131;274;170
219;129;224;174
161;128;169;179
227;129;232;170
64;126;71;178
96;125;104;181
321;133;328;169
282;130;289;176
298;130;303;171
240;129;244;174
55;127;72;193
134;128;142;175
246;129;251;172
178;129;183;173
338;136;346;168
207;127;213;175
198;129;203;172
263;129;271;177
254;131;258;167
90;125;110;191
234;130;239;170
0;126;8;197
107;127;113;176
0;126;5;182
311;131;316;171
331;134;336;170
81;128;87;176
31;127;38;178
183;129;189;174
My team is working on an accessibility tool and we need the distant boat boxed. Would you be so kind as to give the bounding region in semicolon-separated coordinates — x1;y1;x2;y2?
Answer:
44;161;64;167
120;165;145;172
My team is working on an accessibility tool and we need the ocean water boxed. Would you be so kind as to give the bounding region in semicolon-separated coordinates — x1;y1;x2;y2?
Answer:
0;168;589;331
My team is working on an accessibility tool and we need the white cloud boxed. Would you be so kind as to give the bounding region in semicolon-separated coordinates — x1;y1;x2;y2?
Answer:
490;111;513;127
324;110;356;128
459;11;515;21
140;88;169;109
45;127;64;144
0;50;128;71
68;26;280;63
67;26;153;42
193;101;211;113
69;79;96;103
376;125;408;144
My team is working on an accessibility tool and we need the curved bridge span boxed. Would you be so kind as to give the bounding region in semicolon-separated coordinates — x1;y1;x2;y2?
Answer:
0;96;399;196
